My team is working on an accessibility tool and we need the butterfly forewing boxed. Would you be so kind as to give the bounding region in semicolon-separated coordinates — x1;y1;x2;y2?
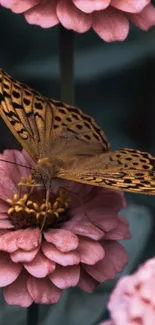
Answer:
0;69;110;161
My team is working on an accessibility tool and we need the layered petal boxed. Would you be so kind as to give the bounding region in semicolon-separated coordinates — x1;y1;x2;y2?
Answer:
49;265;80;289
93;7;129;42
73;0;111;13
0;0;40;13
27;276;62;304
3;271;33;307
57;0;92;32
77;237;105;265
24;251;56;277
25;0;59;28
128;3;155;30
111;0;150;13
44;229;79;252
42;242;80;266
0;252;22;287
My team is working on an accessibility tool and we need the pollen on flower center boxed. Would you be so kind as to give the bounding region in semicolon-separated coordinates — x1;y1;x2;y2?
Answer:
7;176;70;230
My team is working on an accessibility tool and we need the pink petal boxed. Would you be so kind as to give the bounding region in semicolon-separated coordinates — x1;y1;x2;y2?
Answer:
25;0;59;28
49;265;80;289
0;174;17;201
104;216;131;240
73;0;111;13
0;252;22;287
78;267;98;293
87;210;118;233
56;0;92;33
42;242;80;266
83;241;128;282
0;150;31;183
102;241;128;273
0;228;41;253
44;229;79;252
0;200;9;214
17;228;41;250
128;3;155;30
64;216;104;240
24;251;56;278
0;0;40;13
0;219;14;229
93;7;129;42
78;237;105;265
83;256;116;282
3;271;33;307
0;230;22;252
0;212;9;219
27;276;62;304
111;0;150;13
10;247;40;263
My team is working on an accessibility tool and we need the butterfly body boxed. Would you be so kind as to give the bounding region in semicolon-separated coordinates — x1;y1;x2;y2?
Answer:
1;68;155;195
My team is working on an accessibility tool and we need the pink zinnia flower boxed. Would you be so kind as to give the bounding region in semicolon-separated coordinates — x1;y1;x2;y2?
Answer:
104;257;155;325
1;0;155;41
0;149;130;307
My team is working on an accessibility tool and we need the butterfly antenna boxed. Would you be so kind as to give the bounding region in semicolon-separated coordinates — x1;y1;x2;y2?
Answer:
0;158;34;170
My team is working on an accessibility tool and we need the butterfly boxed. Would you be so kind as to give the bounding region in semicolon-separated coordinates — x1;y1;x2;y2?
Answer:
0;68;155;197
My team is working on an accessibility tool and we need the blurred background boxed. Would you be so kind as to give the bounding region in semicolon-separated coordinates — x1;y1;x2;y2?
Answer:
0;3;155;324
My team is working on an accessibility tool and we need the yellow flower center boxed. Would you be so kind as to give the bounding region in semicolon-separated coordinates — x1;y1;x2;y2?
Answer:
7;176;70;231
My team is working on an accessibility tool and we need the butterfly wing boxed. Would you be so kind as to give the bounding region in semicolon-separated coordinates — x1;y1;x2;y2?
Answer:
0;69;110;162
57;148;155;195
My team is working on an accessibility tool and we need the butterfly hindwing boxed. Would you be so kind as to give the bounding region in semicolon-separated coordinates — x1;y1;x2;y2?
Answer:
58;148;155;195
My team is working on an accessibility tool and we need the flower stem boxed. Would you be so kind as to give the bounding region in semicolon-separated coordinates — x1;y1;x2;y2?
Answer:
27;303;39;325
59;25;75;104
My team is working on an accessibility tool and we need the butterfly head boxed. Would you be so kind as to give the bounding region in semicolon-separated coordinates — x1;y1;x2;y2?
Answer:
31;157;64;189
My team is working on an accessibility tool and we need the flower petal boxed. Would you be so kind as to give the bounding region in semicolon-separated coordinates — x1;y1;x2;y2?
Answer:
57;0;92;33
0;199;9;214
42;242;80;266
0;252;22;287
0;174;17;201
111;0;150;13
44;229;79;252
24;251;56;278
102;241;128;273
78;267;98;293
0;219;14;229
64;216;104;240
27;276;62;304
0;230;22;252
25;0;59;28
104;215;130;240
83;241;128;281
17;228;41;251
93;7;129;42
83;256;116;282
10;247;39;263
78;237;105;265
3;271;33;307
0;0;40;13
128;3;155;30
73;0;110;13
49;265;80;289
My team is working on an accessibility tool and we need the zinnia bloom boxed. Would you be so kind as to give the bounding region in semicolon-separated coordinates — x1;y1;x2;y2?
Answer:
0;149;130;307
1;0;155;41
104;257;155;325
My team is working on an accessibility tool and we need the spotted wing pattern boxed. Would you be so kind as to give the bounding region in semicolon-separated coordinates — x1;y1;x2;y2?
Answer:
0;69;109;162
58;148;155;195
